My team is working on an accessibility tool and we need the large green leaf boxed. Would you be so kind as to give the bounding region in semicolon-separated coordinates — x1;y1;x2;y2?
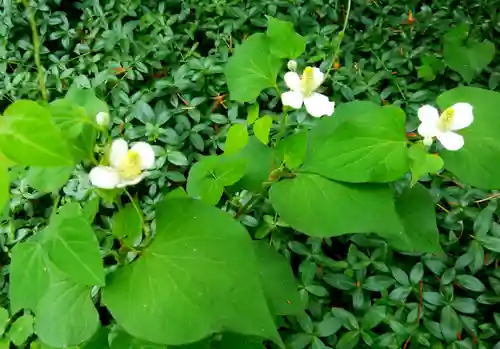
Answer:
26;166;74;193
64;84;109;121
35;270;99;348
443;26;495;83
437;87;500;189
102;198;280;346
0;100;74;166
9;241;51;313
49;99;96;161
187;155;247;205
393;184;442;253
266;17;306;59
253;241;303;315
44;215;105;286
110;331;166;349
301;101;408;183
233;137;275;192
225;34;282;102
269;173;403;237
212;333;265;349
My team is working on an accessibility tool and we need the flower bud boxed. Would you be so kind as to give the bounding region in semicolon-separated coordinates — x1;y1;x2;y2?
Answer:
96;112;110;127
287;60;297;72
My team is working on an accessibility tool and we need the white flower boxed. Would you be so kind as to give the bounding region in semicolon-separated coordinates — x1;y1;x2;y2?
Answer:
281;66;335;118
96;112;110;127
417;103;474;151
89;139;155;189
287;60;297;72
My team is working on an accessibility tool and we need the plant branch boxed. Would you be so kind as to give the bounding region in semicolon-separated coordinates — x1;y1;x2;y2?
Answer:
22;0;47;101
325;0;352;77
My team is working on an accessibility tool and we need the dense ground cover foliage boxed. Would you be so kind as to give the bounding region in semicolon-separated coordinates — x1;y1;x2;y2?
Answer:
2;0;500;348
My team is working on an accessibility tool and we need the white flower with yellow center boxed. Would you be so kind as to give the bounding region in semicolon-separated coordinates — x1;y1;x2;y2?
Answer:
281;66;335;118
417;103;474;151
89;139;155;189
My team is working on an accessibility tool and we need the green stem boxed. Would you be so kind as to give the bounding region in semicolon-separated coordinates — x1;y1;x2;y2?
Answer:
275;108;288;147
325;0;352;78
50;195;61;221
22;0;47;101
124;189;151;246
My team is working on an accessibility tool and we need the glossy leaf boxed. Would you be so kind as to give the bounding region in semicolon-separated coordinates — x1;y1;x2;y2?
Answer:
275;131;307;170
0;100;73;166
26;166;74;193
7;314;33;346
102;198;280;346
437;87;500;189
187;155;247;205
225;124;249;156
233;137;275;192
112;203;142;245
393;183;442;253
35;270;99;348
269;173;403;237
9;241;51;313
407;143;444;186
44;215;105;286
253;116;273;145
302;101;408;183
266;17;306;59
225;33;282;102
253;241;303;315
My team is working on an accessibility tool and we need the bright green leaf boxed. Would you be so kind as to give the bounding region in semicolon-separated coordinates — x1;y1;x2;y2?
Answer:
225;34;282;102
393;183;442;253
0;100;74;166
110;330;165;349
444;39;495;83
225;124;249;155
266;17;306;59
302;101;408;183
253;116;273;145
232;137;274;192
187;155;247;205
8;314;33;346
26;166;74;193
64;84;109;121
408;143;443;186
112;203;142;246
269;173;403;237
9;241;51;313
48;100;96;161
253;241;303;315
35;270;99;348
247;104;260;125
44;215;105;286
437;87;500;189
0;308;9;336
275;131;307;170
212;333;265;349
102;198;280;346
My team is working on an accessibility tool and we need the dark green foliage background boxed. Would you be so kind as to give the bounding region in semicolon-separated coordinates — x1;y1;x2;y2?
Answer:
2;0;500;348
